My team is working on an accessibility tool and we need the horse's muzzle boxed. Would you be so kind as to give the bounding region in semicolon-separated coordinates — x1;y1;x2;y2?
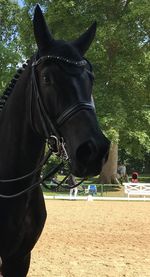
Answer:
72;137;110;177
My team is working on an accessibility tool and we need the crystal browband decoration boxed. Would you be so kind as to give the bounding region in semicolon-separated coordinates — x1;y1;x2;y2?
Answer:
32;55;87;67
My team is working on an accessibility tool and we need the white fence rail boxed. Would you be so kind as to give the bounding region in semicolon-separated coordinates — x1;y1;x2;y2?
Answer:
123;182;150;198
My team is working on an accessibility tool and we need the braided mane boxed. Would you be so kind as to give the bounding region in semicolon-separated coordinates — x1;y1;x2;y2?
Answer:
0;59;30;112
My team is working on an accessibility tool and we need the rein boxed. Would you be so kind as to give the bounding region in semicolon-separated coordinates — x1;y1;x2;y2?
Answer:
42;176;86;191
0;55;94;199
0;139;66;199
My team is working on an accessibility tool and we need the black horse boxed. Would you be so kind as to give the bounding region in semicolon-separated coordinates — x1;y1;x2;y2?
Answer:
0;5;110;276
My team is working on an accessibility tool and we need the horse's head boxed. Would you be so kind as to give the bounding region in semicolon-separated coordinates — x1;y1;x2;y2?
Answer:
32;5;110;177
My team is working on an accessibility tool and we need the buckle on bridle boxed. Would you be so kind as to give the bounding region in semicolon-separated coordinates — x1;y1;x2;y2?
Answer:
48;136;68;161
59;137;69;160
48;135;59;153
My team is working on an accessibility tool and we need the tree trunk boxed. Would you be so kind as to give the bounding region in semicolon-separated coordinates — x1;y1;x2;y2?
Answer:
99;143;119;184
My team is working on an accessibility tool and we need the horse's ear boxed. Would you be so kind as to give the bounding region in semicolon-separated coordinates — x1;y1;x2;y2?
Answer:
72;22;97;55
33;4;53;52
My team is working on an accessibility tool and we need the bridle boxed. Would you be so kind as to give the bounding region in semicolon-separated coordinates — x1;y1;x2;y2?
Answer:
0;55;95;199
31;54;95;139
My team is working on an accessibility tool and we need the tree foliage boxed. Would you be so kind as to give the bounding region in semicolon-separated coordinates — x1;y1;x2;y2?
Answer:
0;0;21;92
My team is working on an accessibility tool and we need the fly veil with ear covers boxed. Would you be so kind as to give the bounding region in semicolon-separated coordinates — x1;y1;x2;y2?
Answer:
32;4;97;141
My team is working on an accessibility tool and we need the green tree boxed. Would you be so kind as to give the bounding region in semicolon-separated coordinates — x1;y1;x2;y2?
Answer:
90;0;150;181
0;0;22;94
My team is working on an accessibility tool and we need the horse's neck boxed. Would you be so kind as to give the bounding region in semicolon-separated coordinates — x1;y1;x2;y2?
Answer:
0;65;45;180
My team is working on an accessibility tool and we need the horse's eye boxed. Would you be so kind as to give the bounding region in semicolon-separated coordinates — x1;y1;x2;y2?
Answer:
43;75;51;84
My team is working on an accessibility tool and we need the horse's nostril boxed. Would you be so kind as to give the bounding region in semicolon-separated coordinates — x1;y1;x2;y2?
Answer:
76;141;95;165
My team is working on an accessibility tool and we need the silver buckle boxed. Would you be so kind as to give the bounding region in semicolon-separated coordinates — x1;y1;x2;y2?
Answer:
48;136;68;161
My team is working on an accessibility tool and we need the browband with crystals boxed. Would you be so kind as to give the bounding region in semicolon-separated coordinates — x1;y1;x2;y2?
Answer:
32;55;87;67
